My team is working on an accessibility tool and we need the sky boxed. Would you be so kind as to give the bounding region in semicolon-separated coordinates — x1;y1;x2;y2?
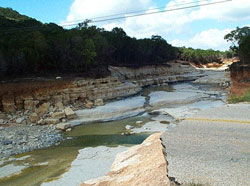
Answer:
0;0;250;51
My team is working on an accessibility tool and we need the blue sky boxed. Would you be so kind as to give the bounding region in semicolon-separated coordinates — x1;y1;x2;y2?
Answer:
0;0;250;50
0;0;73;23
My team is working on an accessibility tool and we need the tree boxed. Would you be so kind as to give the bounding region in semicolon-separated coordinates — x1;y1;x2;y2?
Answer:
82;39;96;69
224;26;250;54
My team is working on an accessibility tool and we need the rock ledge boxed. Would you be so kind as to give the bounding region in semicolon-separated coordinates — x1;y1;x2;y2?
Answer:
81;132;170;186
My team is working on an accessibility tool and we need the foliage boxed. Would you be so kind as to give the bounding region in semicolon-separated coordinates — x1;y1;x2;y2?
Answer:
0;7;231;79
225;26;250;64
228;89;250;103
178;47;227;64
0;7;31;21
0;7;178;79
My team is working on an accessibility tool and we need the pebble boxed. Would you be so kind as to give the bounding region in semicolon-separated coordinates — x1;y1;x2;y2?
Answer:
16;117;25;124
0;125;62;159
66;128;72;132
125;125;134;130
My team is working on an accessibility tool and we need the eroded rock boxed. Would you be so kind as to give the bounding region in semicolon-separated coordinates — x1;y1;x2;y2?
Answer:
36;103;50;116
44;118;59;125
51;111;65;120
81;133;170;186
64;107;76;119
56;123;71;130
94;99;104;106
85;100;94;109
29;113;39;123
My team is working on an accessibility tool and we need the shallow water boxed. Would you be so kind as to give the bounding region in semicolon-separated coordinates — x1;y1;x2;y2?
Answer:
0;115;152;186
0;82;225;186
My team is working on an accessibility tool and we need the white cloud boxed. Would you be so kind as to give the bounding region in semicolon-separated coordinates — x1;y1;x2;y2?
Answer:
66;0;153;23
171;28;232;50
189;0;250;22
64;0;250;50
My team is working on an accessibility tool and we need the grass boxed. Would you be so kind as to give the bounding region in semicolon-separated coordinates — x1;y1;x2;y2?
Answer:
228;89;250;103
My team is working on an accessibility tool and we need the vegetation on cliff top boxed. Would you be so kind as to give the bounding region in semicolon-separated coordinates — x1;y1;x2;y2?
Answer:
226;26;250;103
178;47;230;65
0;7;232;79
225;26;250;65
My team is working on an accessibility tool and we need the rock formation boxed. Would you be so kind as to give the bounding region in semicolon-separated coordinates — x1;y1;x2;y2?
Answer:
81;133;171;186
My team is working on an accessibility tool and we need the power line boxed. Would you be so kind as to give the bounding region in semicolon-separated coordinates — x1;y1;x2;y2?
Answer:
61;0;232;27
60;0;210;27
0;0;232;33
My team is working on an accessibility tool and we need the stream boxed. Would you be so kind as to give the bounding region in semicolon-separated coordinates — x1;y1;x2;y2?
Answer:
0;81;227;186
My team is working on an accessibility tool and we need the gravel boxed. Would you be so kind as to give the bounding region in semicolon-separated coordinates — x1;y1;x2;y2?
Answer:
161;104;250;186
0;125;62;159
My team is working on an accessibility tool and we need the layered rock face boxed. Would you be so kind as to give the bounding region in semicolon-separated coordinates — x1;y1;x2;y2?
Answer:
109;60;200;86
81;133;171;186
0;77;141;113
0;61;201;121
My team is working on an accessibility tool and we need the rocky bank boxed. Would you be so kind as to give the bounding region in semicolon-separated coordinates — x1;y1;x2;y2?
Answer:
0;60;231;158
81;133;171;186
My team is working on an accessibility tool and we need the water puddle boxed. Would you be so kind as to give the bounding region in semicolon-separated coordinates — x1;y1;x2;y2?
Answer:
0;82;226;186
0;115;152;186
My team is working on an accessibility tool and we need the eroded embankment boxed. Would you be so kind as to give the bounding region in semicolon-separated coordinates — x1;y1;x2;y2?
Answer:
81;133;171;186
0;60;202;129
0;67;232;185
229;62;250;102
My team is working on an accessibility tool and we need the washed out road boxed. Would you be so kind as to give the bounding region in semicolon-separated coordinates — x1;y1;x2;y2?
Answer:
161;103;250;186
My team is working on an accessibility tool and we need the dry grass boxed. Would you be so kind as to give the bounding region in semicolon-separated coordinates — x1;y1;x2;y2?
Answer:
229;63;250;103
228;88;250;103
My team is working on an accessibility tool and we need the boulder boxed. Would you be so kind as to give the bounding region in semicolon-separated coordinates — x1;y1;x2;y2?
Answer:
85;100;94;109
66;128;72;132
44;118;60;125
55;102;64;110
0;119;4;124
37;119;45;125
24;99;37;111
56;123;71;130
0;113;6;120
62;94;70;105
125;125;134;130
64;107;76;119
94;99;104;106
15;97;24;110
51;111;65;119
29;113;39;123
2;96;16;113
16;117;25;124
136;121;143;125
36;103;50;116
52;95;63;104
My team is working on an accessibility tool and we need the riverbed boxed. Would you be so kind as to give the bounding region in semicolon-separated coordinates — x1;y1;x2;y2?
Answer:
0;78;228;186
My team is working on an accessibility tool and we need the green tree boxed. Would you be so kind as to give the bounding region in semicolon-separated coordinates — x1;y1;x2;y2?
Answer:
82;38;96;69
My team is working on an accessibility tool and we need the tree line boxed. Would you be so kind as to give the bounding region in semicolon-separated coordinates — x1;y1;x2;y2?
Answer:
178;47;231;65
0;8;179;79
0;7;236;79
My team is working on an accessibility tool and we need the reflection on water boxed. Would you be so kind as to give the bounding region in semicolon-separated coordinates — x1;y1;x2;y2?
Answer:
0;115;151;186
0;84;174;186
62;134;149;148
